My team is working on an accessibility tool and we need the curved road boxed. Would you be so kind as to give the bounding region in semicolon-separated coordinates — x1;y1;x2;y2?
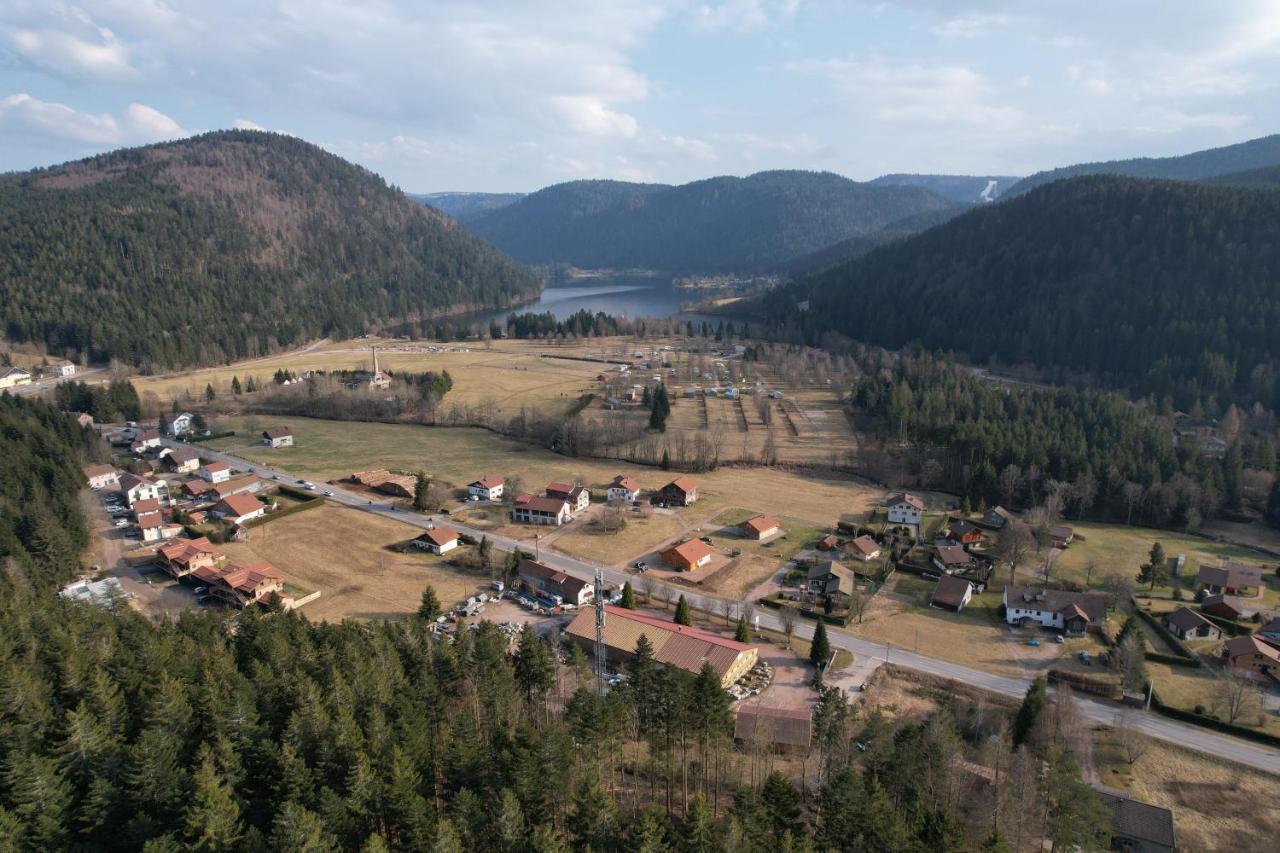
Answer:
179;438;1280;776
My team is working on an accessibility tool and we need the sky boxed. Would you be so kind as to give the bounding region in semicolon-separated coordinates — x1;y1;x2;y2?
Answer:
2;1;1279;192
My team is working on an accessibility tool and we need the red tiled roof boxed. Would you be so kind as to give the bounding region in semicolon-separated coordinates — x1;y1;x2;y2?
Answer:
473;474;504;489
203;461;230;473
665;475;697;493
83;464;116;479
132;498;161;515
885;492;925;510
664;539;714;566
517;495;570;514
740;514;779;536
419;525;459;547
611;475;640;491
263;427;291;439
846;535;880;557
217;492;262;518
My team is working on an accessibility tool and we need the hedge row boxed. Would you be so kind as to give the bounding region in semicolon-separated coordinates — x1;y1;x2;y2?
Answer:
1149;687;1280;749
242;497;324;528
1131;604;1201;666
202;431;236;441
276;485;317;501
756;596;849;627
1047;668;1120;699
1199;611;1253;636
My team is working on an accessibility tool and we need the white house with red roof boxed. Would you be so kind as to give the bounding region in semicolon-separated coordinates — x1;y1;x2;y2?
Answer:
468;474;505;501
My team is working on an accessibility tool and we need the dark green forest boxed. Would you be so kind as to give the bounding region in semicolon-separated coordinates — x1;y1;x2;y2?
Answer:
770;175;1280;413
1203;164;1280;189
0;131;541;371
0;394;1111;851
467;171;953;272
850;355;1261;529
1007;132;1280;195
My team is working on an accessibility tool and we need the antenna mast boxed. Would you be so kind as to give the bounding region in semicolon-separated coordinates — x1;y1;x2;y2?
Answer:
594;565;607;695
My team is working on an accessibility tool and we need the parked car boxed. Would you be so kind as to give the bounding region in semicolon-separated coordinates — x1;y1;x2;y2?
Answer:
633;561;647;571
271;474;280;480
192;586;208;595
699;537;713;544
323;490;334;497
1025;639;1040;647
113;519;128;528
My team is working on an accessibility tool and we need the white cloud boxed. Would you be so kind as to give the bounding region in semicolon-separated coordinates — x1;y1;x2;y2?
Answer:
4;6;136;79
932;13;1013;39
232;118;265;131
688;0;801;33
0;93;187;145
549;95;639;138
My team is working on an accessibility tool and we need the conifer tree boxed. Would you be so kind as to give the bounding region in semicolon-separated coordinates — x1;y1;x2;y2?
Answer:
674;594;692;626
734;614;751;643
1012;677;1047;749
413;471;430;511
620;581;637;609
809;618;831;669
418;586;441;622
231;376;242;395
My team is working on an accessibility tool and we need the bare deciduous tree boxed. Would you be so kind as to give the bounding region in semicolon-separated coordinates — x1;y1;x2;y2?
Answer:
994;519;1036;588
1112;711;1151;766
779;605;797;649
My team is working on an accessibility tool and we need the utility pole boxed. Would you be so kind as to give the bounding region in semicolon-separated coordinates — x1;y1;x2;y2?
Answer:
594;564;607;696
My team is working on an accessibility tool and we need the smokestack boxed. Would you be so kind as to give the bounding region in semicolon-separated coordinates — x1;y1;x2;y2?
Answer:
372;345;379;375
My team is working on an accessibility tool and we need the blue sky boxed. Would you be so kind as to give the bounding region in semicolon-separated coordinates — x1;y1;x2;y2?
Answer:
2;1;1279;191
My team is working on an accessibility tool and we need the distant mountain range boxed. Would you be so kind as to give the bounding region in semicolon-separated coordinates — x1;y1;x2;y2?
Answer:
0;131;540;370
1007;133;1280;195
462;170;954;272
409;191;525;223
767;174;1280;412
867;173;1021;204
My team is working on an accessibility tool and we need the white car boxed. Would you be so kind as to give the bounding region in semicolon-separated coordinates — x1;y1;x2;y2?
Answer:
323;490;334;497
113;519;128;527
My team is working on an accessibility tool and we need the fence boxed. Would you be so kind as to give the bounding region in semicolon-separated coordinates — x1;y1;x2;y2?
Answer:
1147;685;1280;748
1130;603;1202;667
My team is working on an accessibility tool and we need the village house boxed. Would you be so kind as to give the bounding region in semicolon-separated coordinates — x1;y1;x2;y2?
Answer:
158;537;222;579
517;559;594;606
119;473;169;507
1162;607;1221;641
162;448;201;474
983;506;1015;528
1002;586;1108;634
806;560;855;607
1196;561;1263;597
931;575;974;612
657;475;698;506
468;474;505;501
1200;594;1257;621
192;560;285;608
1049;526;1074;547
199;461;233;484
944;518;984;545
262;427;294;448
413;525;459;555
48;360;76;377
137;509;182;543
1222;635;1280;681
663;538;715;572
511;494;572;526
0;366;32;389
606;475;641;503
1259;615;1280;644
1092;785;1176;853
932;543;977;575
82;464;119;490
734;706;812;755
739;514;780;541
164;411;195;436
214;492;267;525
883;493;924;525
843;535;881;562
181;479;215;500
131;429;162;454
565;605;757;688
214;476;262;501
816;534;840;552
546;482;590;514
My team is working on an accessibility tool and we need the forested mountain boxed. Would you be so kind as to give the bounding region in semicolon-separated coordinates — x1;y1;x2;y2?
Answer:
767;175;1280;413
466;171;953;272
1008;133;1280;195
868;173;1020;204
0;131;541;370
1202;164;1280;189
408;190;526;222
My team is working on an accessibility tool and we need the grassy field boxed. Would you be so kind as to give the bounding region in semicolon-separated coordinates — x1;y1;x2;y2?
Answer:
1094;729;1280;852
198;416;888;528
219;504;487;622
550;511;684;566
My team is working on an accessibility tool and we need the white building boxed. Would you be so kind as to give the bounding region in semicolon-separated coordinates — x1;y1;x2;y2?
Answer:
511;495;572;526
60;577;130;608
413;525;460;555
48;361;76;377
1002;586;1108;635
165;412;196;436
468;474;504;501
607;475;641;503
200;462;232;484
883;493;924;525
118;473;169;507
82;464;119;490
0;366;32;389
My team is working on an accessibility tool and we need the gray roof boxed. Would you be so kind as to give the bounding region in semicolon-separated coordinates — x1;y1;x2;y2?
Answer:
1164;606;1214;633
1005;586;1107;622
1092;785;1176;850
932;576;972;608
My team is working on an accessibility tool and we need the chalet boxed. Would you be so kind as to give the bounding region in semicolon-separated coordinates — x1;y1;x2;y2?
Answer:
734;706;812;755
1200;594;1257;621
739;514;780;540
517;559;594;606
131;429;162;454
192;560;285;608
944;518;983;545
1092;785;1176;853
1221;635;1280;681
983;506;1015;528
199;461;232;484
932;543;975;575
158;537;222;579
181;479;214;500
816;534;840;552
214;493;266;525
1196;561;1263;596
607;475;641;503
1049;526;1074;547
883;493;924;525
48;360;75;377
657;476;698;506
1163;607;1221;641
468;475;505;501
262;427;293;448
511;494;571;526
844;535;881;562
1002;586;1107;634
565;605;757;688
413;525;459;555
82;464;119;490
931;576;974;612
806;560;855;605
662;538;714;572
0;366;32;389
119;473;168;507
164;412;195;436
162;448;201;474
546;482;590;514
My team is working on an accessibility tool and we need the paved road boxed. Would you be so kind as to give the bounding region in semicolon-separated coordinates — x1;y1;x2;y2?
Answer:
10;366;108;395
176;438;1280;776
